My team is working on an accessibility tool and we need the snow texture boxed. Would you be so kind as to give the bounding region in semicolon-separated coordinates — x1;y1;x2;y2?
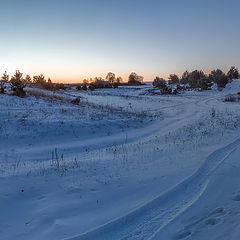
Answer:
1;80;240;240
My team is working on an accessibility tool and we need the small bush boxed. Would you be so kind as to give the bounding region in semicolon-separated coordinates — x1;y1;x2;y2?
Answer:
224;94;240;102
89;85;95;91
76;85;87;91
71;97;81;105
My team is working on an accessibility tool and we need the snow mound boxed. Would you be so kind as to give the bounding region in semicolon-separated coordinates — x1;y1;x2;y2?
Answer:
222;79;240;94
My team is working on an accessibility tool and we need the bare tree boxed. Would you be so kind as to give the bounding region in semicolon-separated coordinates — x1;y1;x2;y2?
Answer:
106;72;116;84
128;72;143;85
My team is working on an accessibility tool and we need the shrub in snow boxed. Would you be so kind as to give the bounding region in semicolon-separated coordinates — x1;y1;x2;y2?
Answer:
32;74;66;91
113;82;119;88
224;94;240;102
90;78;112;89
153;77;172;94
54;83;66;90
71;96;81;105
172;89;179;95
89;85;95;91
160;86;172;94
76;84;87;91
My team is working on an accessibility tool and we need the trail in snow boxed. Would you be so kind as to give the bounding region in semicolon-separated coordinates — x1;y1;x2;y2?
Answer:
2;93;208;165
2;82;240;240
65;137;240;240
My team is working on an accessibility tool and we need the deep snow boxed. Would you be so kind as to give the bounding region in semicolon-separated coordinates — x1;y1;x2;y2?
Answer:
1;81;240;240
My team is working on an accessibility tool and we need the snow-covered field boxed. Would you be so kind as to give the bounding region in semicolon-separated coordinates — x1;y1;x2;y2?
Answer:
1;81;240;240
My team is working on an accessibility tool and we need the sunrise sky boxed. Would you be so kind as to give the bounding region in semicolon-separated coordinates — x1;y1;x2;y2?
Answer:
1;0;240;82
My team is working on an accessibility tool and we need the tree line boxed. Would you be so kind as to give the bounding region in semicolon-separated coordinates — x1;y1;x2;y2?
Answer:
0;70;65;97
77;72;144;90
0;70;145;97
153;67;239;93
0;67;239;97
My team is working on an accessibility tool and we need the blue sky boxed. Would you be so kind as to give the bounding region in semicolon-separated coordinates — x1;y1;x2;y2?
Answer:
0;0;239;82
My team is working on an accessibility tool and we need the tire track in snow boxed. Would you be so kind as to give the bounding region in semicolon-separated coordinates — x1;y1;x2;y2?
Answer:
64;137;240;240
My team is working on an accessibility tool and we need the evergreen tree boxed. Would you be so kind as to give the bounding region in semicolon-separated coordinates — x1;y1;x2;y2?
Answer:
33;74;45;84
24;75;32;84
180;71;190;84
10;70;26;97
168;74;179;84
209;69;228;88
0;71;9;94
153;77;166;89
227;66;239;80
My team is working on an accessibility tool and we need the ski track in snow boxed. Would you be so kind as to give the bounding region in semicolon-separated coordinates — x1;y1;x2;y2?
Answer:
61;95;236;240
65;136;240;240
2;82;240;240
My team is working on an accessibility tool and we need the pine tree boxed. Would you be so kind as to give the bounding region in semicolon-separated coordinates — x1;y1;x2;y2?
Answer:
10;70;26;97
227;66;239;80
209;69;228;88
0;71;9;94
24;75;32;84
168;74;179;84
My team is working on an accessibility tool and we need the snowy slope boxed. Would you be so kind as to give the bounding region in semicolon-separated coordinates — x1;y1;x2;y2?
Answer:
1;83;240;240
222;79;240;94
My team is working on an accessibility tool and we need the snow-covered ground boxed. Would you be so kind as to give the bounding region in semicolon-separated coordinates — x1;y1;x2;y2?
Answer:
1;81;240;240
